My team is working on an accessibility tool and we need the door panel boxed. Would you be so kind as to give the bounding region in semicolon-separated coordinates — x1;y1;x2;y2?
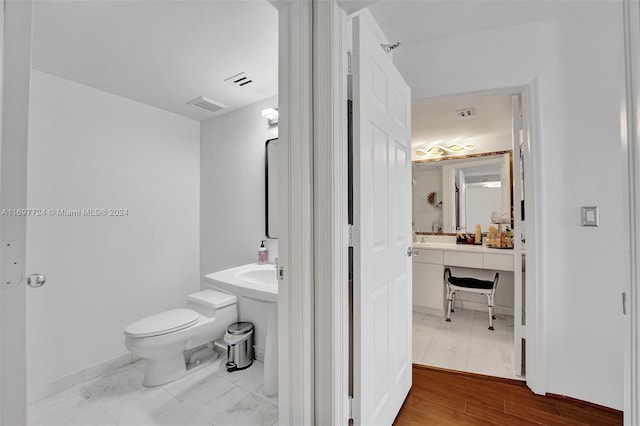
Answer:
352;13;412;426
371;126;389;248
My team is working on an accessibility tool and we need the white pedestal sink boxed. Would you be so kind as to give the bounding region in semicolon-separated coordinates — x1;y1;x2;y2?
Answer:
204;263;278;396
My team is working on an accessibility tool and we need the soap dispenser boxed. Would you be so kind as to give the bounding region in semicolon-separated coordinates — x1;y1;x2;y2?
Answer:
258;240;268;264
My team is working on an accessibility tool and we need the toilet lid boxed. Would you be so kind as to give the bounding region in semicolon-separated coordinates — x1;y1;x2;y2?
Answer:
125;308;200;338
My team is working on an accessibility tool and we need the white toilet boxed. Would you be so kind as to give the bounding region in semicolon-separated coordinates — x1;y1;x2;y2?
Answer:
124;289;237;387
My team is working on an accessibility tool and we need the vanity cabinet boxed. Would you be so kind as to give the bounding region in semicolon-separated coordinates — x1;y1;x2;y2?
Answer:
412;249;445;315
412;242;517;316
443;251;483;268
484;253;514;271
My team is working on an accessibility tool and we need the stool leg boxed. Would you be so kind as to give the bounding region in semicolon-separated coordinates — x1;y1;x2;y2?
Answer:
486;294;495;331
446;288;453;322
490;292;496;320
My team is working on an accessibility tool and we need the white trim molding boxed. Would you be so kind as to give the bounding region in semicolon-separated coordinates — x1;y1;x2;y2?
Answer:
0;0;33;424
522;81;546;396
313;1;349;424
276;1;315;425
623;0;639;424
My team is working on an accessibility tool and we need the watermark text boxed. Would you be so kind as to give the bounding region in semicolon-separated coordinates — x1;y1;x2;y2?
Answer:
1;208;129;217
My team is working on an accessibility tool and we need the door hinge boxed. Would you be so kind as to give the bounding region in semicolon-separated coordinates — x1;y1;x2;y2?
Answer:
347;52;353;76
622;291;627;315
348;396;353;420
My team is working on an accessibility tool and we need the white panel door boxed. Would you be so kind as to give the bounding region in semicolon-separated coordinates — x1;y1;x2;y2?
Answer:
0;0;33;424
352;14;412;426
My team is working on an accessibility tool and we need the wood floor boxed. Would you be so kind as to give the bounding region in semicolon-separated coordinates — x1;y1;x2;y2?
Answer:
394;365;623;426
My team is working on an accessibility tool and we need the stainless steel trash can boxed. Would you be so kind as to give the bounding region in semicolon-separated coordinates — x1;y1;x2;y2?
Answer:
224;321;254;372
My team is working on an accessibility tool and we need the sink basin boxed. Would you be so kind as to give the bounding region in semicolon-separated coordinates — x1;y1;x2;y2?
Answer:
236;268;278;286
204;263;278;303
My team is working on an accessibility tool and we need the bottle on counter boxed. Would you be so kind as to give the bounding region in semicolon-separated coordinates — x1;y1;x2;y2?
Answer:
258;240;268;264
474;224;482;244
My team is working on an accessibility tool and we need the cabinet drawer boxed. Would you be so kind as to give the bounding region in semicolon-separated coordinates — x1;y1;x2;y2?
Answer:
483;253;514;271
412;249;443;264
443;251;483;268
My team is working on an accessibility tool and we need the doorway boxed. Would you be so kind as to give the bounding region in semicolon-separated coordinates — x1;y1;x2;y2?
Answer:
410;89;527;380
15;1;282;425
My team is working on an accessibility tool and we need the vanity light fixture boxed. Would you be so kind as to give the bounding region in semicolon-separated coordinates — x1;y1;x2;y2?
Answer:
416;143;476;157
428;146;447;156
261;108;279;126
448;144;475;152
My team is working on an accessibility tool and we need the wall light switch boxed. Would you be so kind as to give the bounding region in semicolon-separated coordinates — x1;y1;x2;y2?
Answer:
581;206;599;227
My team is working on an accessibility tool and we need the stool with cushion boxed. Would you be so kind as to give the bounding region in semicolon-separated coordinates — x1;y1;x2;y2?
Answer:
444;267;500;330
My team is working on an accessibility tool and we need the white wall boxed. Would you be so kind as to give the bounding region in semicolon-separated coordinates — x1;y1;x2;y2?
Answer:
200;96;278;274
395;2;626;409
26;71;200;391
200;96;278;352
465;186;501;230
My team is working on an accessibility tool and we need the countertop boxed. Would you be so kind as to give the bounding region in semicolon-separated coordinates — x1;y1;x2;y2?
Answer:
412;241;517;254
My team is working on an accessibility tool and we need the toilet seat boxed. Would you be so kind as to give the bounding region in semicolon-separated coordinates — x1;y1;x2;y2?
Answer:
125;308;200;338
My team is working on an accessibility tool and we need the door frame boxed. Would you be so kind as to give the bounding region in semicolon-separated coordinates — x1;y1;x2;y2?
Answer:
310;0;552;413
312;0;350;424
275;1;354;423
270;0;315;425
312;1;548;420
622;0;639;424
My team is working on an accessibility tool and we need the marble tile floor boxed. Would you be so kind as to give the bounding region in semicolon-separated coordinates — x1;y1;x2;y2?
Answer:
413;308;522;380
27;355;278;426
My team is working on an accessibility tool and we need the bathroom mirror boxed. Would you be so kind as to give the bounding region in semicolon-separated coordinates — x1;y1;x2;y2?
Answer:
413;152;512;234
265;138;279;238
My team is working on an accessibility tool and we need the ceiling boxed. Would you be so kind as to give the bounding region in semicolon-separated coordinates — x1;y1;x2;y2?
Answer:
411;92;514;153
30;1;563;123
368;0;568;46
31;0;278;121
365;1;556;156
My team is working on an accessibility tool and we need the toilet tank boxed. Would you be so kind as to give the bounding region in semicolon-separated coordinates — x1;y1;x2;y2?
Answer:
187;289;237;318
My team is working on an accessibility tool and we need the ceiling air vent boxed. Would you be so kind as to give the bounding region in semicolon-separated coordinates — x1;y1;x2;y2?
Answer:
187;96;227;113
224;72;254;88
456;108;476;118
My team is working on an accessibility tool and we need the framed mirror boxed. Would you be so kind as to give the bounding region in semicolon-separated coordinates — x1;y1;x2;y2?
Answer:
413;151;512;234
265;138;279;238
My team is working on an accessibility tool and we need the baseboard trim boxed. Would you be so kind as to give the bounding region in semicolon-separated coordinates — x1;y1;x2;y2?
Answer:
545;392;623;416
412;363;525;386
412;363;622;415
27;353;133;405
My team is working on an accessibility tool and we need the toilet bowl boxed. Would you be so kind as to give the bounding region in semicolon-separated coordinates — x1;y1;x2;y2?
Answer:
124;289;237;387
